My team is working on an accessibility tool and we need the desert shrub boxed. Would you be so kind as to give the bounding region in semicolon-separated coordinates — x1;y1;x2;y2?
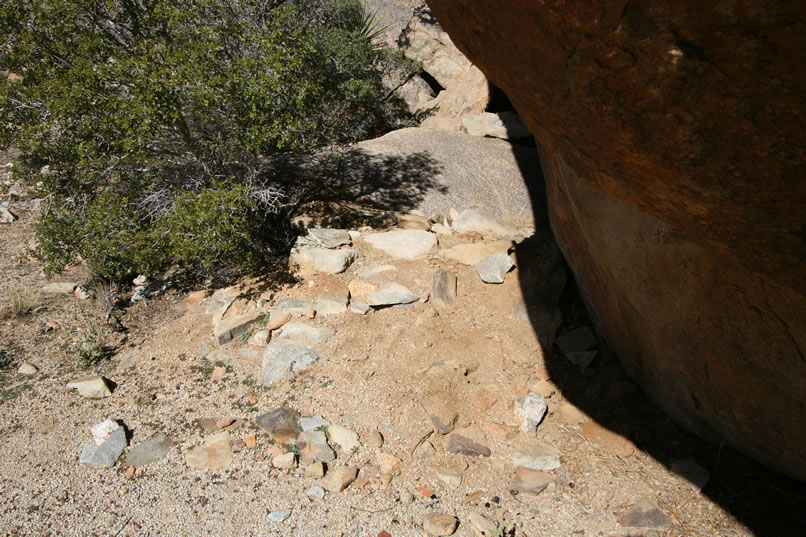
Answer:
0;0;410;280
70;322;107;368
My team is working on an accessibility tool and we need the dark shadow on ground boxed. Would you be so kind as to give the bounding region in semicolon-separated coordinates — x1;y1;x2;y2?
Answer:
507;127;806;536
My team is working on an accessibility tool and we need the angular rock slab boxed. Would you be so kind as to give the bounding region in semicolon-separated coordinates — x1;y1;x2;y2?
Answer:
67;376;113;398
213;311;262;344
363;230;437;260
321;466;358;492
513;445;561;471
447;434;491;457
431;269;457;307
290;247;357;277
296;430;336;464
307;228;351;248
278;323;335;344
270;299;314;317
185;446;232;469
422;513;459;536
315;296;348;315
261;342;323;385
452;208;519;237
367;283;419;307
80;425;127;468
511;466;555;495
475;252;515;283
255;407;301;445
42;282;77;294
125;433;176;467
514;392;548;433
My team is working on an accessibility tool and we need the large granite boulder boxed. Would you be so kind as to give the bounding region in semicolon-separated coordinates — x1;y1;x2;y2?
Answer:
426;0;806;479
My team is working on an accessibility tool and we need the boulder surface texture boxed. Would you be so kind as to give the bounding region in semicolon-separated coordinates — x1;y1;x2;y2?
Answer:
425;1;806;479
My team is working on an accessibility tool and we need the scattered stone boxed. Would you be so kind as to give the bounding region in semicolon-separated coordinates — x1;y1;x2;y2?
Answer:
255;407;301;444
321;466;358;492
433;467;463;487
439;241;511;266
74;286;90;300
125;433;176;467
213;311;262;344
272;452;296;469
315;296;348;315
67;376;112;398
358;265;397;277
416;486;435;498
514;392;548;433
421;392;458;435
431;223;454;235
328;424;360;453
270;300;314;317
618;497;670;528
42;282;77;294
305;486;326;499
305;461;325;478
301;416;330;432
414;441;436;458
291;247;357;276
244;434;257;449
431;269;457;307
399;213;432;230
555;327;598;353
582;422;635;458
17;362;38;375
671;458;710;492
130;280;170;303
363;229;437;260
400;490;415;504
213;417;233;429
513;445;561;471
211;367;227;379
269;510;292;523
279;322;335;344
378;453;402;475
308;228;351;248
261;342;323;384
481;422;517;440
248;329;270;346
366;430;384;448
447;434;491;457
467;512;498;537
305;307;316;319
0;204;17;223
124;466;136;479
475;252;515;284
80;421;127;468
350;301;370;314
367;283;419;307
297;430;336;464
452;209;519;237
511;466;556;495
422;513;459;536
348;279;379;298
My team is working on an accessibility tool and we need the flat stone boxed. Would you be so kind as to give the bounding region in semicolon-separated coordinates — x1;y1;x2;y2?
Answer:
305;460;325;477
443;242;509;266
555;327;598;353
79;425;127;468
270;300;314;317
481;422;518;440
272;452;296;469
514;392;548;433
315;297;348;315
247;329;270;346
305;486;326;499
422;513;459;536
290;247;357;277
377;453;402;475
582;422;635;458
255;407;301;445
320;466;358;492
366;430;384;448
261;342;322;384
414;441;436;458
213;311;261;344
363;230;437;260
308;228;351;248
204;430;231;450
17;362;38;375
467;512;498;537
350;301;370;314
671;457;710;492
421;392;458;435
125;433;175;467
368;283;419;307
269;510;291;523
348;279;378;298
205;287;239;320
42;282;77;294
431;269;457;307
67;376;112;398
399;213;432;230
432;466;463;487
328;424;360;452
511;466;556;495
185;446;232;469
296;430;336;463
475;252;515;283
278;322;335;344
447;434;491;457
357;265;397;277
618;497;670;528
300;415;330;432
513;445;562;471
452;209;519;237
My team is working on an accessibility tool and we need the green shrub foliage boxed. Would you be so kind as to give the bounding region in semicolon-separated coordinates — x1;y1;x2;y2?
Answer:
1;0;407;279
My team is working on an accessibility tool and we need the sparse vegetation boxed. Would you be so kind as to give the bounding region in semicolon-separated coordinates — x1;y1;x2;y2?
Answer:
70;322;107;368
9;289;38;317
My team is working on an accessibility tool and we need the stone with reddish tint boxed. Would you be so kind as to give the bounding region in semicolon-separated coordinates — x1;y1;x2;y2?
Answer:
422;513;459;536
321;466;358;492
511;467;555;495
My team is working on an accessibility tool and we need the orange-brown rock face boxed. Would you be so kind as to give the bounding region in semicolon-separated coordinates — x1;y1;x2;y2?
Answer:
426;1;806;478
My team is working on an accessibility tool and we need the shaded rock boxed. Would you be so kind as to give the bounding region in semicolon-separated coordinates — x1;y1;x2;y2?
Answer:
582;422;635;458
440;241;511;266
278;323;335;344
363;230;437;260
514;392;547;433
80;424;127;468
213;311;261;345
247;329;270;346
447;434;491;457
431;269;457;307
261;342;322;385
452;209;519;237
618;497;670;528
130;280;170;303
321;466;358;492
67;376;112;398
291;247;357;277
270;300;314;317
300;415;330;432
671;457;710;492
269;511;291;523
461;111;532;140
315;297;348;315
555;327;597;354
42;282;77;294
255;407;301;445
296;430;336;464
328;424;360;453
513;445;561;471
18;362;38;375
307;228;351;248
305;486;326;499
422;513;459;537
125;433;175;467
367;283;419;307
475;252;515;284
565;351;597;368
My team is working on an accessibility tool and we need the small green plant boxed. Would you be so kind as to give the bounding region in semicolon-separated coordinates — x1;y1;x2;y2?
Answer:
71;323;107;368
319;378;333;388
0;345;22;369
10;290;38;317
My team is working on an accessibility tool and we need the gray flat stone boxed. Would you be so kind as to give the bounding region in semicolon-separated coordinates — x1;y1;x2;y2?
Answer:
291;247;357;277
296;430;336;463
305;486;326;499
308;228;351;248
513;445;562;471
300;415;330;432
80;426;127;468
42;282;77;294
367;283;419;307
315;297;348;315
358;265;397;277
125;433;176;467
452;208;520;237
475;252;515;284
349;300;370;314
261;342;323;384
213;311;262;344
431;269;457;307
269;511;292;523
67;376;112;398
255;407;300;445
278;322;335;344
363;230;437;260
270;299;315;316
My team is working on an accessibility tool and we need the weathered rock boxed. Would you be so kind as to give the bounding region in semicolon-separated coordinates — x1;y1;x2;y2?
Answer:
270;300;314;317
205;287;238;320
261;342;323;384
300;415;330;432
439;241;511;266
347;279;378;299
513;445;561;471
130;280;170;303
268;511;291;523
475;252;515;284
432;466;463;487
305;460;325;478
363;230;437;260
80;424;127;468
17;362;38;375
321;466;358;492
461;111;531;140
399;213;432;230
426;0;806;480
213;311;261;344
272;452;296;469
307;228;351;248
421;392;458;434
247;329;270;346
67;376;112;398
414;441;436;459
431;269;457;307
618;497;670;528
266;312;292;331
290;247;357;277
255;407;301;444
366;430;384;449
42;282;77;294
514;392;547;433
0;204;16;223
671;457;710;492
467;512;498;537
305;486;326;499
511;467;555;495
367;283;419;307
582;422;635;458
452;209;519;237
125;433;176;467
328;424;360;453
419;68;489;133
296;430;336;464
278;323;334;345
564;351;598;369
422;513;459;537
349;301;370;315
447;434;491;457
315;297;348;315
